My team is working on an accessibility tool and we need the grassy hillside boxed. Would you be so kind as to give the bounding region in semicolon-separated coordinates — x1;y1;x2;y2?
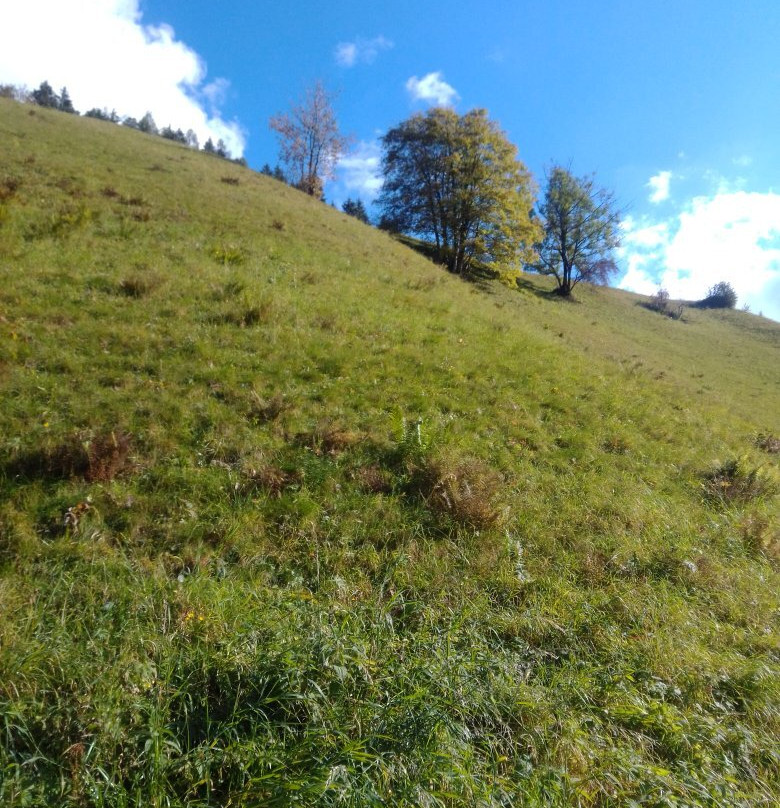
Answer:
0;98;778;807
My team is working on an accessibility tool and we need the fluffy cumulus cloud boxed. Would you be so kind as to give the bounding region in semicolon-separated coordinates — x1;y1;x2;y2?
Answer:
0;0;245;156
335;36;393;68
619;187;780;320
647;170;672;203
336;140;383;199
405;71;459;107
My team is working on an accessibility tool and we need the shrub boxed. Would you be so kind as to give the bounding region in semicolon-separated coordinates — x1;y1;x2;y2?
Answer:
410;455;503;529
648;287;670;312
697;281;737;309
702;456;778;504
644;287;684;319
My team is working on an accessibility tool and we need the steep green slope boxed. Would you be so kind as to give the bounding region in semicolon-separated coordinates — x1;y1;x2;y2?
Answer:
0;98;778;807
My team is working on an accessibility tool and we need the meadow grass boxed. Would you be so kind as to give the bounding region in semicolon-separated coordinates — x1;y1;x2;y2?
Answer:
0;98;778;806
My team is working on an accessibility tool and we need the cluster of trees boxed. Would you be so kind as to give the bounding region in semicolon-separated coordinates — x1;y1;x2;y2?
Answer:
1;80;243;164
342;198;369;223
10;78;741;309
269;84;621;294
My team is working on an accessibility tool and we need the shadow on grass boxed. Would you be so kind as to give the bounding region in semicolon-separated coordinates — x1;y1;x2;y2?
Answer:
1;432;132;484
392;234;500;292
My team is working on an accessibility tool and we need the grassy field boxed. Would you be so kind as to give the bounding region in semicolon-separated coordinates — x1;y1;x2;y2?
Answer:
0;98;778;807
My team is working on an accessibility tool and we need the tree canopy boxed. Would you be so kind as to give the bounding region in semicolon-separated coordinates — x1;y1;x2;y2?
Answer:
532;167;621;296
269;81;352;197
377;108;540;275
697;281;737;309
342;198;370;224
31;81;59;109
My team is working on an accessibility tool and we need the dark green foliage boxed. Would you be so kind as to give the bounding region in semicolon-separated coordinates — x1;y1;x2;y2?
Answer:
697;281;738;309
161;125;187;144
85;107;119;122
31;80;59;108
342;197;370;223
203;137;215;153
58;86;77;114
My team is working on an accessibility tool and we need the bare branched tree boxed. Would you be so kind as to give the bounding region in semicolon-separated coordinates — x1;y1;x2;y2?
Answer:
269;81;352;197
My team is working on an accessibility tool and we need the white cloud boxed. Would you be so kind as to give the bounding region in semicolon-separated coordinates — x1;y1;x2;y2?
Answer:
405;71;459;107
336;140;383;199
0;0;245;157
647;170;672;204
335;36;393;68
732;154;753;168
619;189;780;320
335;43;358;68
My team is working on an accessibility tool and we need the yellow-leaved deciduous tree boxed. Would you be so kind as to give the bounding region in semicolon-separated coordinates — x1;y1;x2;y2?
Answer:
378;108;541;275
269;81;352;198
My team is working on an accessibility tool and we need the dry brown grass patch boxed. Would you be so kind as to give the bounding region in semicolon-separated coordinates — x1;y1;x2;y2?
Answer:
295;424;364;456
354;464;393;494
412;456;503;529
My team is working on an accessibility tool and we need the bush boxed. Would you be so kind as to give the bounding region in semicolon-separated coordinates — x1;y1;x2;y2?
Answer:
697;281;737;309
648;287;670;312
411;455;503;529
702;456;778;504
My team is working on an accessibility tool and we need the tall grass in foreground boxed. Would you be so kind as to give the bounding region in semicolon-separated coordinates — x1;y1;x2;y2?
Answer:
0;98;778;806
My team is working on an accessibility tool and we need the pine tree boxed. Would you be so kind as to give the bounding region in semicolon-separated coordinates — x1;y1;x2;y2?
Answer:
58;86;77;114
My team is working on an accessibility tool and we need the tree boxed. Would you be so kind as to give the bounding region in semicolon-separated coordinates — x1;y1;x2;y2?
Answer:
697;281;737;309
32;81;59;108
85;107;110;120
378;108;540;275
58;86;76;114
138;112;158;135
532;166;621;296
342;197;370;224
185;129;199;149
203;137;216;154
269;81;352;197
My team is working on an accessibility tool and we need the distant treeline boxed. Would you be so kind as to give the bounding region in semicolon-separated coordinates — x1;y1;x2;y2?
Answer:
0;80;246;166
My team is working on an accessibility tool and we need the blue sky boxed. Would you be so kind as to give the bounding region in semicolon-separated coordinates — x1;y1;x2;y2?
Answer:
2;1;779;318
